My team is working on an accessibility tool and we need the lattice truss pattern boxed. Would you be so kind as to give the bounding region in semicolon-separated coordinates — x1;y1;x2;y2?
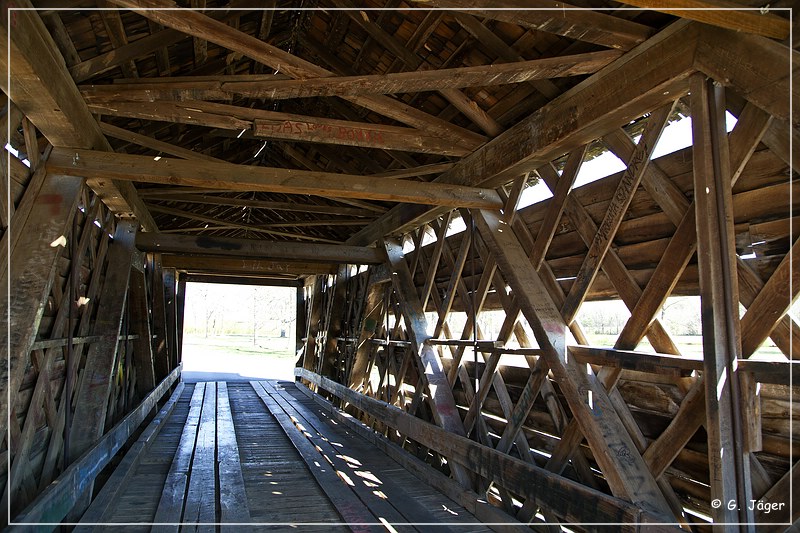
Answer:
298;93;798;530
0;103;185;521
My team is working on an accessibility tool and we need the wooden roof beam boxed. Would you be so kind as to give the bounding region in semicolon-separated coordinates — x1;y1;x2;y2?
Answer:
349;20;699;245
333;1;502;137
136;233;386;264
618;0;790;39
0;0;157;230
79;50;620;101
410;0;655;51
137;193;378;218
105;0;485;151
47;148;504;209
183;274;303;287
97;3;140;78
160;255;338;276
69;2;259;82
86;100;472;156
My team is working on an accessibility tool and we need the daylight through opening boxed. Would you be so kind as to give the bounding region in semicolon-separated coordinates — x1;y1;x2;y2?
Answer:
181;282;298;382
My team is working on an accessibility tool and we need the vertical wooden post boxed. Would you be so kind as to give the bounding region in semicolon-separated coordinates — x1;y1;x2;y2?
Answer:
295;284;307;356
348;281;387;392
163;267;179;371
69;218;138;460
691;74;753;530
320;265;351;379
301;277;325;386
148;253;171;381
129;269;156;399
176;275;187;366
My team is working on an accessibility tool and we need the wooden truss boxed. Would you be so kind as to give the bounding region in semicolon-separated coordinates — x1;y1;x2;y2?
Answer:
1;2;797;531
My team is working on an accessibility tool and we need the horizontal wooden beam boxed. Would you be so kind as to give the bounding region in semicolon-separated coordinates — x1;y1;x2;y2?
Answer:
161;255;338;276
570;345;796;385
185;274;302;287
569;345;702;376
12;367;180;525
136;233;385;264
617;0;790;39
137;193;378;217
47;148;504;209
736;359;800;386
80;50;621;101
85;99;473;156
297;368;680;530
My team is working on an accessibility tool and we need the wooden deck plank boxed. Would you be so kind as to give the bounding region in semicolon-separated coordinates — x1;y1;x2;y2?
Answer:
66;381;499;529
98;385;193;525
226;382;348;528
216;382;252;527
181;382;217;531
152;383;205;531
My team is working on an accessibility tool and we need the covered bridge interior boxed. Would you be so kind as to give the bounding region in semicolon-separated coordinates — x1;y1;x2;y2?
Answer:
2;0;798;530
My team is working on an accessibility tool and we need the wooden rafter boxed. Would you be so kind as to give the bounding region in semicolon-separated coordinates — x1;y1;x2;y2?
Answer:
104;0;486;150
97;3;140;78
410;0;655;51
99;121;225;162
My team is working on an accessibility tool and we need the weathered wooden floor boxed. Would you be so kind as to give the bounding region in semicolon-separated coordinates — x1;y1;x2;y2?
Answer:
75;380;492;531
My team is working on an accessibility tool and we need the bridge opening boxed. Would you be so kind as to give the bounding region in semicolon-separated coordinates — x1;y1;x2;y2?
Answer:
181;282;298;382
